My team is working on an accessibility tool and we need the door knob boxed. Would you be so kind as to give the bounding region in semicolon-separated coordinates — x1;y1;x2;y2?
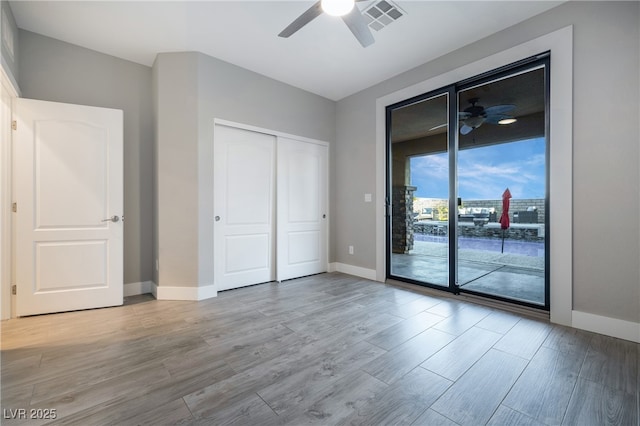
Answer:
215;216;221;222
101;215;120;223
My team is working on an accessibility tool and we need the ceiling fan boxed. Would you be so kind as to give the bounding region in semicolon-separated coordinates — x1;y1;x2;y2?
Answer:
278;0;375;48
459;98;516;135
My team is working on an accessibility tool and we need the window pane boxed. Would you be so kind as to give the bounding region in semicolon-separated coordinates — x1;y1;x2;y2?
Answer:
389;93;449;287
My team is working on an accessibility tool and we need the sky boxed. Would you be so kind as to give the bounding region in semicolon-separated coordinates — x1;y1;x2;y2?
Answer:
410;137;546;200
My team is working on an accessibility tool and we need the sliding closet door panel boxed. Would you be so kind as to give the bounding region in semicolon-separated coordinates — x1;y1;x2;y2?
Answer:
277;137;328;281
214;125;276;291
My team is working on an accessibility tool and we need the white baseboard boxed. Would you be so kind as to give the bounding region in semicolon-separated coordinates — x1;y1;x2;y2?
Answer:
124;281;153;297
330;262;378;281
572;310;640;343
153;283;217;301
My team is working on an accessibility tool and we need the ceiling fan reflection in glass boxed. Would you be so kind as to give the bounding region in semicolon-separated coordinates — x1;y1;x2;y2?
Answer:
428;98;517;135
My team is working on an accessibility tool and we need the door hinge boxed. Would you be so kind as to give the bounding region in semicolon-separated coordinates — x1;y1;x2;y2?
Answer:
12;202;17;213
11;120;16;131
12;285;16;295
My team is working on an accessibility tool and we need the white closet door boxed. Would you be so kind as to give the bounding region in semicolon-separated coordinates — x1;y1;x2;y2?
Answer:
277;137;328;281
214;125;276;291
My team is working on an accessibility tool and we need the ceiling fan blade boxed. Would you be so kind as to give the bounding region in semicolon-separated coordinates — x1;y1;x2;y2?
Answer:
341;6;375;47
484;104;515;115
429;123;448;131
278;1;323;38
460;124;474;135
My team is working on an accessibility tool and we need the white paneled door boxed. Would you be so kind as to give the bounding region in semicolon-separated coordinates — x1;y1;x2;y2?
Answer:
214;125;276;291
277;137;328;281
15;99;123;316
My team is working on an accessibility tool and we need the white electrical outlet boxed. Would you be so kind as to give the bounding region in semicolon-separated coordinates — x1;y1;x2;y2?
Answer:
348;246;354;255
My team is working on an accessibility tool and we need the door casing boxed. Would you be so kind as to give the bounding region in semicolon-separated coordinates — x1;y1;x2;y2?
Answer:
0;67;17;319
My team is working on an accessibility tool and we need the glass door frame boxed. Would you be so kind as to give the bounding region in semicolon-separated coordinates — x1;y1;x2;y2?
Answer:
385;84;459;294
385;53;550;311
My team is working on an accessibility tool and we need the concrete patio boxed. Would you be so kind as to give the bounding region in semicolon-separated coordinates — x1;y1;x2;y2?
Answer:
391;238;545;306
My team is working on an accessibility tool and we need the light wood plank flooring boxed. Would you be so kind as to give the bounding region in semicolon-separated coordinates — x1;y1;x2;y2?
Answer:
1;272;638;425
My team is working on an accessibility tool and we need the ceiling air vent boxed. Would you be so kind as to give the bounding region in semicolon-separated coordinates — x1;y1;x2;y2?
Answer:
363;0;405;32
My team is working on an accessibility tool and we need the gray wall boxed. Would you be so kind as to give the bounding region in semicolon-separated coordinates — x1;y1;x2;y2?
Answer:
153;53;199;287
153;52;335;288
18;30;154;286
334;1;640;323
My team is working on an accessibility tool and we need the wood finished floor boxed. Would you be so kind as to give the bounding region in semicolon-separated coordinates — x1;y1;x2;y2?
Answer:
1;272;638;426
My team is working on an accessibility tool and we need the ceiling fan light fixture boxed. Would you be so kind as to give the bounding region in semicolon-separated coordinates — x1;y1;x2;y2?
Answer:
498;117;517;125
321;0;355;17
464;116;485;129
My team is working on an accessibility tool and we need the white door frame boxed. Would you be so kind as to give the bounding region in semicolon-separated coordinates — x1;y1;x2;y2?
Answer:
213;118;330;287
214;119;330;153
0;65;19;320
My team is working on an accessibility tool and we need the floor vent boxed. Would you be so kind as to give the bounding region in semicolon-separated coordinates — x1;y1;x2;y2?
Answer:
363;0;405;32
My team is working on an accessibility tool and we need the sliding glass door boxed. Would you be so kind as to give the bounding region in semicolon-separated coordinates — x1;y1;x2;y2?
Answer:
387;55;549;309
387;90;452;288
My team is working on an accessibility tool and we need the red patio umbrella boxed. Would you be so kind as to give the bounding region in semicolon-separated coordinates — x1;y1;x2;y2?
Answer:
499;188;512;253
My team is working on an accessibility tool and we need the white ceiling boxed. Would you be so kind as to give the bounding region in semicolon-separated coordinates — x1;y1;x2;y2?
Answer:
9;1;564;101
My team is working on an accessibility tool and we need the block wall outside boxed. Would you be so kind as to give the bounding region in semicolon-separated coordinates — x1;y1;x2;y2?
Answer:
392;186;417;253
